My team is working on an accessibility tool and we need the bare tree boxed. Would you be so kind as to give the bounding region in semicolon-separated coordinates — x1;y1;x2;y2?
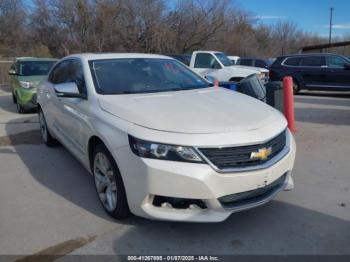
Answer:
0;0;348;58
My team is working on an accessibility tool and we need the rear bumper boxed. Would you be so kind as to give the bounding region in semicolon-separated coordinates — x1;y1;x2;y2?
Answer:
114;130;296;222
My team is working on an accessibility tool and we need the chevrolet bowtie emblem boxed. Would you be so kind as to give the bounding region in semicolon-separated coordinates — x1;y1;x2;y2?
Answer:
250;147;272;161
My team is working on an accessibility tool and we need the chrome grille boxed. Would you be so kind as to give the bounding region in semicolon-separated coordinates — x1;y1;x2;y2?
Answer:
198;130;287;171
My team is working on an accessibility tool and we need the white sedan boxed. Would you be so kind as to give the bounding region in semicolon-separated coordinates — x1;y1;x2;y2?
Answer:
37;53;295;222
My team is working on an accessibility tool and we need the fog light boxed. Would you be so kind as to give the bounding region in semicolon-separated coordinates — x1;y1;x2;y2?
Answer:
153;195;207;209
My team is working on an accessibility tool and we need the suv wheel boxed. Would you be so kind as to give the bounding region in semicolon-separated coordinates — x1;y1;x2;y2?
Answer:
293;79;300;94
39;109;58;147
92;144;130;219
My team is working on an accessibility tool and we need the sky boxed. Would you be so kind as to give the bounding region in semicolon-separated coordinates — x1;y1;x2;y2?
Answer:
237;0;350;38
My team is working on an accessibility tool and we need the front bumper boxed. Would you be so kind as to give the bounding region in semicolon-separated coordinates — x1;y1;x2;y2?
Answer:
16;88;37;109
115;131;296;222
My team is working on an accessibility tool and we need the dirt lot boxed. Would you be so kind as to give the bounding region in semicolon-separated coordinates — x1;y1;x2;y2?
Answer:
0;85;349;257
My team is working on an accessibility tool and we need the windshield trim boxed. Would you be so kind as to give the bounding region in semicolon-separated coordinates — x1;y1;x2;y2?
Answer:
88;58;210;95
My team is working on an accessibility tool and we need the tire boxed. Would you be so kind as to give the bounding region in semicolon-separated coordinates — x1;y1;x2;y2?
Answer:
92;143;131;219
292;79;300;95
16;101;26;114
38;108;58;147
12;92;17;104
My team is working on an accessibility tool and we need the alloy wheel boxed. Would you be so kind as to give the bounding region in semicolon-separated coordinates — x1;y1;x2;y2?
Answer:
93;152;118;211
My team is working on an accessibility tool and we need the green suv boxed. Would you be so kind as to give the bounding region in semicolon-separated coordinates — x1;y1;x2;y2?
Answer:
9;57;57;113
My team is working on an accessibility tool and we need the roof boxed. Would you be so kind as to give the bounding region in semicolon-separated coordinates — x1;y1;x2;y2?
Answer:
277;53;347;58
66;53;173;61
16;57;58;62
192;51;222;54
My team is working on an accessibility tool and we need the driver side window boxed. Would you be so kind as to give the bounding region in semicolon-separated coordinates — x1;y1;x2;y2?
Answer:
49;60;70;84
194;53;221;69
48;59;86;95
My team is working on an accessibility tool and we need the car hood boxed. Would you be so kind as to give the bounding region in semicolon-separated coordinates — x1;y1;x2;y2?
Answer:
18;75;46;87
98;88;283;134
232;65;269;73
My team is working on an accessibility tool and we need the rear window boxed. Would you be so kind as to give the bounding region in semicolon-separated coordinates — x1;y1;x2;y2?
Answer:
255;60;267;68
326;56;347;68
239;59;253;66
283;57;300;66
300;56;323;67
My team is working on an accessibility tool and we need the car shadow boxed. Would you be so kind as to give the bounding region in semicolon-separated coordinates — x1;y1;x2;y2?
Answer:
0;89;19;114
297;91;350;99
108;201;350;255
295;107;350;126
2;118;118;223
295;96;350;108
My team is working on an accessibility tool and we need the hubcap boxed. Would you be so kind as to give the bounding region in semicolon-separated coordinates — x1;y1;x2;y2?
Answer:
94;152;117;211
39;111;48;142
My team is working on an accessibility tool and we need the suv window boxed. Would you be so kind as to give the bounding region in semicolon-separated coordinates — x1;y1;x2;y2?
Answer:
283;57;301;66
326;56;347;68
300;56;323;67
194;53;221;69
239;59;253;66
255;59;267;68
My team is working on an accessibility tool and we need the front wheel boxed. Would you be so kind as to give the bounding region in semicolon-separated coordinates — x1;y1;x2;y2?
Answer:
38;109;58;147
16;101;25;114
12;92;17;104
93;144;131;219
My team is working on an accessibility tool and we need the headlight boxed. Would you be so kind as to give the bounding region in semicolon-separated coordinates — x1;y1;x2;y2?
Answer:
19;81;34;89
128;135;203;163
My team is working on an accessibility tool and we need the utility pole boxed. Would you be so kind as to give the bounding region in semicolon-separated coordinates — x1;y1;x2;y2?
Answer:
329;7;334;45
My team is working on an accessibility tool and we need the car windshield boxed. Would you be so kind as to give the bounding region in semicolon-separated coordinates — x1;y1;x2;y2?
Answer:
90;58;210;94
19;61;56;76
215;53;234;66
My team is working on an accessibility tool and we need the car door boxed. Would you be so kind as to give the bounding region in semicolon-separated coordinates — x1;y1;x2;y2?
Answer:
324;55;350;90
193;53;222;78
55;58;90;160
299;56;326;89
45;60;71;140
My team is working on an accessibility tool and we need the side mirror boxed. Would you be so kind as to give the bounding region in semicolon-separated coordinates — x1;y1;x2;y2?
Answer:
54;82;85;99
344;63;350;70
8;69;17;75
204;75;217;85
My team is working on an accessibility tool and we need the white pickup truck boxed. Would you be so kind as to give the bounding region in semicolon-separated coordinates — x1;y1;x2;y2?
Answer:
189;51;269;82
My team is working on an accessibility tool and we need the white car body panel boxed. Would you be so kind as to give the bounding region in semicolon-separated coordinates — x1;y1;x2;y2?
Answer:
37;53;295;222
189;51;262;81
227;55;240;64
